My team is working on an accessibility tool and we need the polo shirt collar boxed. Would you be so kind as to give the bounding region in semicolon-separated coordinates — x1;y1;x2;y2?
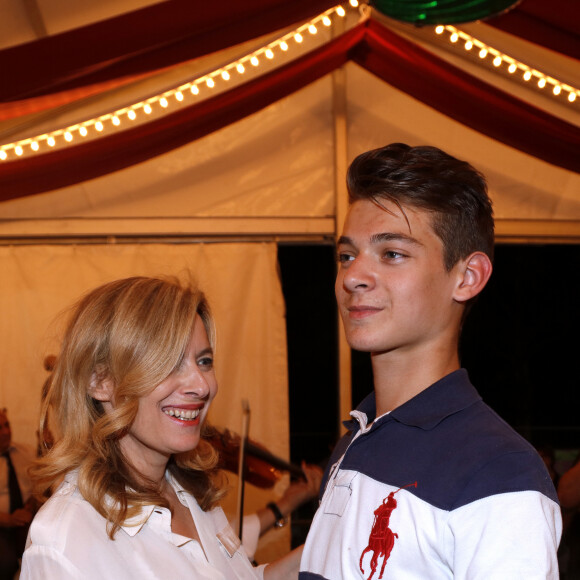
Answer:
345;369;481;432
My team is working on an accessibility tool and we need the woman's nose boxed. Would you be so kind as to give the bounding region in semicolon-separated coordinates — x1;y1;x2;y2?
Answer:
182;368;212;399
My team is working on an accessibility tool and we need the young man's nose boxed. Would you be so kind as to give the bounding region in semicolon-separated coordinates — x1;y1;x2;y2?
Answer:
341;256;376;292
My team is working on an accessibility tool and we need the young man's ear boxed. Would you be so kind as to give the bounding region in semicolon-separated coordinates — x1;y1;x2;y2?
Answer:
88;365;114;402
453;251;493;303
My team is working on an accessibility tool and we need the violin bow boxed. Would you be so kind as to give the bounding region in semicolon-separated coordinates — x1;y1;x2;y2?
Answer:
236;398;251;540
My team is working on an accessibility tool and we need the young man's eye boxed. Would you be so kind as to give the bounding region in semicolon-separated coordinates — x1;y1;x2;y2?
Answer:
337;252;354;264
384;250;405;259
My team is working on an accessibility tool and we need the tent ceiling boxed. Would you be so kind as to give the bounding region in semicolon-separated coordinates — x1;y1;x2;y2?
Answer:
0;0;578;241
0;0;163;48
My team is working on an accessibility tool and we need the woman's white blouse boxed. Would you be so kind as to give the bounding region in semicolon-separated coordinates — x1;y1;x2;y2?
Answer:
21;471;264;580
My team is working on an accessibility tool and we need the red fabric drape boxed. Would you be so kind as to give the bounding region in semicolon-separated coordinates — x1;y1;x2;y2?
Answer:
0;20;578;202
0;0;576;107
1;0;577;117
353;20;580;174
0;0;338;103
487;0;580;61
0;24;363;201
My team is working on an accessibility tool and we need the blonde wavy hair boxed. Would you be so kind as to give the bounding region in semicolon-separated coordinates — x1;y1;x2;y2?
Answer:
32;275;226;538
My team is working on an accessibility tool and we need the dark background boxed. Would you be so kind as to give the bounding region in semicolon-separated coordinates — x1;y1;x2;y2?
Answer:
279;243;580;468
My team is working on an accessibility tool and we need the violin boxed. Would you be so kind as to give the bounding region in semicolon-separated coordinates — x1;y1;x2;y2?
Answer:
207;427;304;489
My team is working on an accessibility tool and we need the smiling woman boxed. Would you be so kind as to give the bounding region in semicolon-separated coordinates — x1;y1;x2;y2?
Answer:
20;275;301;580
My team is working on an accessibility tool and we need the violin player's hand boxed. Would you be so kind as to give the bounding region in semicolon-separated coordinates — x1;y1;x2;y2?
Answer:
281;462;323;509
256;462;324;536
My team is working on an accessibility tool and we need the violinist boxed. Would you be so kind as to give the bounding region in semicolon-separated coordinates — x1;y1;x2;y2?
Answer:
241;462;323;561
207;426;324;559
21;275;302;579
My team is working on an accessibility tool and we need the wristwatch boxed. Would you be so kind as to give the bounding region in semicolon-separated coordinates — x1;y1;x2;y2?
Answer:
266;502;288;528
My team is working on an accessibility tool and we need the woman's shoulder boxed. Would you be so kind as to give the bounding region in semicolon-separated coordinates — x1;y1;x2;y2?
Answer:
29;475;108;551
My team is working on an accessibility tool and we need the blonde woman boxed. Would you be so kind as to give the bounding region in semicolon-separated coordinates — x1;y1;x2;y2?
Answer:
21;276;300;579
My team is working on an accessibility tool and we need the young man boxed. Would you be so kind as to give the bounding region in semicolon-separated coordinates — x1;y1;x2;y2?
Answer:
299;144;562;579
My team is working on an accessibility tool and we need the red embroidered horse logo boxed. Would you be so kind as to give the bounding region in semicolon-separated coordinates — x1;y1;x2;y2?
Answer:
359;482;417;580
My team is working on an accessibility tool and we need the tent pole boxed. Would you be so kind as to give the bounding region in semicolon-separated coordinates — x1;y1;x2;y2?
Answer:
332;49;352;436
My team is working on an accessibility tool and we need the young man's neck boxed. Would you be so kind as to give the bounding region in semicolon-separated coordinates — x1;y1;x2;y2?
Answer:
371;345;460;416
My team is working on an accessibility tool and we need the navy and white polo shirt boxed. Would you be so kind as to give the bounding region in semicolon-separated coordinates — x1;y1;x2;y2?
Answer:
300;369;562;579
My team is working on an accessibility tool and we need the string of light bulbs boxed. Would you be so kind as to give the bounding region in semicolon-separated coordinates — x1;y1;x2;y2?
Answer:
0;1;359;162
434;24;579;105
2;3;577;162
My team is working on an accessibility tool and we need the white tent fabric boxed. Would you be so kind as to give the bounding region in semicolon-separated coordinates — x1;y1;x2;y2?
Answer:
346;65;580;229
0;78;337;231
2;67;578;241
1;17;578;240
0;241;291;561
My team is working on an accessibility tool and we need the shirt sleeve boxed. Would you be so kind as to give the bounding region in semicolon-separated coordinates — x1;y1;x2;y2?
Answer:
254;563;266;579
447;490;562;579
20;545;88;580
241;513;261;559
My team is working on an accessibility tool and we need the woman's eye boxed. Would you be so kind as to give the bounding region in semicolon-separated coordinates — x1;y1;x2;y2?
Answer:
198;356;214;370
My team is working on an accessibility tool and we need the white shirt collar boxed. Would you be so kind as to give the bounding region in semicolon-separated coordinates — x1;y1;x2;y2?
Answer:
63;469;181;538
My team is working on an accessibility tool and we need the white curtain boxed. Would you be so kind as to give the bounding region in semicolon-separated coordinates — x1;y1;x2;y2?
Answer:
0;241;291;561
